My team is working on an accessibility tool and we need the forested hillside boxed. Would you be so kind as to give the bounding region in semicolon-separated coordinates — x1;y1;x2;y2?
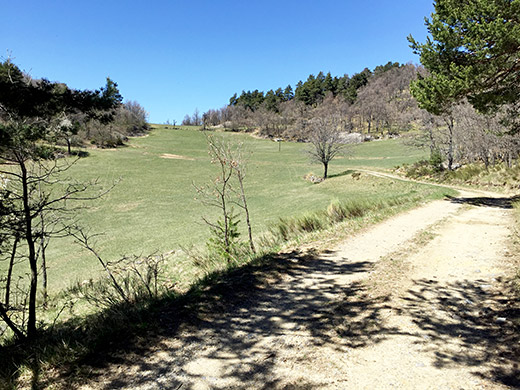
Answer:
186;59;519;173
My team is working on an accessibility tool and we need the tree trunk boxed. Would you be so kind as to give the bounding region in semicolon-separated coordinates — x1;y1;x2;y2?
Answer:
5;237;19;307
323;162;328;179
20;158;38;339
0;302;25;340
39;182;48;308
428;127;435;156
237;173;255;253
445;116;454;171
40;232;48;308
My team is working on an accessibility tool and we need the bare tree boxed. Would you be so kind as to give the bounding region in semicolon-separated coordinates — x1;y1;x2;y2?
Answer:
194;135;255;261
308;116;347;179
0;59;120;339
0;153;108;339
228;143;255;253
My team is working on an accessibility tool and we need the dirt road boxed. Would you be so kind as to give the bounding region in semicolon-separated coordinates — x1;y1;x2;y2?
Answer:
86;189;519;389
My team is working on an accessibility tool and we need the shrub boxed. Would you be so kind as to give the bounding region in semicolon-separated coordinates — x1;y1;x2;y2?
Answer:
206;213;246;264
404;160;435;178
68;254;167;309
429;148;443;172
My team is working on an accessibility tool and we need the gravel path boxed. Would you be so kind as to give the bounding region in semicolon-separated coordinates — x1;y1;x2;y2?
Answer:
84;190;519;390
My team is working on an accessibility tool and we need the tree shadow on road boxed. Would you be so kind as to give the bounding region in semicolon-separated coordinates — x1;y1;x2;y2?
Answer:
76;249;404;389
445;194;520;209
401;278;520;388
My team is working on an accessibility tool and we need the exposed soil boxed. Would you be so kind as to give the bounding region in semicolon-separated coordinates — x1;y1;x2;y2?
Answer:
81;187;520;389
160;153;195;160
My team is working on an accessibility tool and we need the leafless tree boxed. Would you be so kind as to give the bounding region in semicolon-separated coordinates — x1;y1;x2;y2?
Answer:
228;144;255;253
194;135;255;260
0;153;109;339
308;116;348;179
354;64;421;135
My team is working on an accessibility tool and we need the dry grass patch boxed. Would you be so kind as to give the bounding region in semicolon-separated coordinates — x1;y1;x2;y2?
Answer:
160;153;195;160
115;201;141;212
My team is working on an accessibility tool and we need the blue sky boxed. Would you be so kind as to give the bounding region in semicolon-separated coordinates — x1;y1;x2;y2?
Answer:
2;1;434;124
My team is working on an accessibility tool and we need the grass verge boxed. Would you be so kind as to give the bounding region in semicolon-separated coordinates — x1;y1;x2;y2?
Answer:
510;200;520;295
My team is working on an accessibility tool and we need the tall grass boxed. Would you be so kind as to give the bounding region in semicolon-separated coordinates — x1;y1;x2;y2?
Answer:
403;160;520;191
272;192;435;243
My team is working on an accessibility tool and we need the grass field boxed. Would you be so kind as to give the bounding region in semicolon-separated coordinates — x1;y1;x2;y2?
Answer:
33;126;436;292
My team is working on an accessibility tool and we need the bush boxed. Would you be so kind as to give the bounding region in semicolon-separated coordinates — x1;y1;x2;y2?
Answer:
404;160;435;178
429;148;443;172
206;213;246;264
68;254;167;310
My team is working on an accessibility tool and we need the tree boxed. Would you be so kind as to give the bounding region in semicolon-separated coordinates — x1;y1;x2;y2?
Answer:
283;85;294;101
0;59;120;340
408;0;520;129
308;116;347;179
194;135;255;261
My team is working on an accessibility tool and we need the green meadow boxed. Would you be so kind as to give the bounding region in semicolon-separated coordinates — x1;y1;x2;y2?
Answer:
41;126;437;291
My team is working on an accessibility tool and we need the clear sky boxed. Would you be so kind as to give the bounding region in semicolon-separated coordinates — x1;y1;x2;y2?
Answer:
2;0;434;124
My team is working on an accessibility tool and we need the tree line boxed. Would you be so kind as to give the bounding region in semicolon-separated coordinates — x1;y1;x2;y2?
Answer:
0;60;149;152
409;0;520;170
193;62;417;136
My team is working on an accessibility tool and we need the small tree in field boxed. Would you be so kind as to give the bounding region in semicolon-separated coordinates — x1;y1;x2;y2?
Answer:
308;116;347;179
194;135;255;263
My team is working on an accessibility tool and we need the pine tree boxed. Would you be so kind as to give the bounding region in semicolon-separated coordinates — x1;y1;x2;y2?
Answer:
408;0;520;127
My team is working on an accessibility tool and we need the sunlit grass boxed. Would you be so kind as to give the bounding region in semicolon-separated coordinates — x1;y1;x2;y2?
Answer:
10;126;432;292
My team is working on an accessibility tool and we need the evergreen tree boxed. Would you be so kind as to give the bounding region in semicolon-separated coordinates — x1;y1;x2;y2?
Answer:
323;72;335;95
283;85;294;101
264;89;278;111
409;0;520;127
342;68;372;103
373;61;400;75
229;93;238;106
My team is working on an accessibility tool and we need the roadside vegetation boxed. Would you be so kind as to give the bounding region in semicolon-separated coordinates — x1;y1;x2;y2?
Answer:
401;159;520;191
9;127;429;293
